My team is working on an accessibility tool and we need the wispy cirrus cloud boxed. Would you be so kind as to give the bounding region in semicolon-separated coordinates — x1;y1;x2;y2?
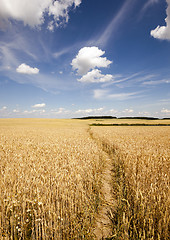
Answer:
101;71;170;89
0;33;41;72
94;89;142;100
95;0;136;46
143;79;170;85
142;0;160;12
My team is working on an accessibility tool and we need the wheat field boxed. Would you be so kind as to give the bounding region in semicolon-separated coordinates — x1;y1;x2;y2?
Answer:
0;119;108;239
0;119;169;239
91;125;170;239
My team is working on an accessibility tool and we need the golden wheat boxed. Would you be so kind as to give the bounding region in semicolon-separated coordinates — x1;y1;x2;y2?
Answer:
0;120;106;239
91;126;170;239
0;119;169;239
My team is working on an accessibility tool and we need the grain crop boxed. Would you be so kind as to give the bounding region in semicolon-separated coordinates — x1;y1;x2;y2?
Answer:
0;119;106;239
91;126;170;239
0;119;169;239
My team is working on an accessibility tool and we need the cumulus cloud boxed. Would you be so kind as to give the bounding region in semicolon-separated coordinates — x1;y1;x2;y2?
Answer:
71;46;113;84
32;103;46;108
16;63;39;74
0;0;81;30
78;69;113;83
151;0;170;40
71;46;112;75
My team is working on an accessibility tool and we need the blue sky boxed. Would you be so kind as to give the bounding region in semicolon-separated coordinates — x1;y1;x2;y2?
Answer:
0;0;170;118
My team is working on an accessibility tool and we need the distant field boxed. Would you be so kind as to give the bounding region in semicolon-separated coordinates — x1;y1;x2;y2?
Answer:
90;118;170;125
0;119;169;239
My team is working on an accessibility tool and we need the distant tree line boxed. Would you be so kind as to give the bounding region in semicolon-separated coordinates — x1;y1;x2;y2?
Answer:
73;116;167;120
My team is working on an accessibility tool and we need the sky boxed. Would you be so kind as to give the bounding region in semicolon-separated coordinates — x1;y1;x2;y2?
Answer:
0;0;170;118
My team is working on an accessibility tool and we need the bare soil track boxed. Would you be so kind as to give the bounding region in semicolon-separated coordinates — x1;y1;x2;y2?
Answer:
88;128;115;239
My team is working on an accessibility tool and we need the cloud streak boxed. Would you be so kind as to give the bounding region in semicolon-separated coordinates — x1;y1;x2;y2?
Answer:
142;0;159;12
94;89;142;100
96;0;135;46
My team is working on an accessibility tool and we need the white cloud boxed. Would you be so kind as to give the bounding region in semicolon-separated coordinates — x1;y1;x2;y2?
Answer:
23;109;46;115
78;69;113;83
0;106;7;111
94;89;140;100
123;109;134;113
13;109;19;113
57;108;65;114
161;108;170;113
32;103;46;108
33;109;46;113
75;108;104;115
71;46;112;75
16;63;39;74
23;110;31;114
0;0;81;30
50;108;70;115
109;109;118;114
151;0;170;40
56;108;67;114
138;111;150;116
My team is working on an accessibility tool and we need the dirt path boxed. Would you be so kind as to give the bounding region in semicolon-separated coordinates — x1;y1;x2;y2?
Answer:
88;128;115;239
94;156;115;239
